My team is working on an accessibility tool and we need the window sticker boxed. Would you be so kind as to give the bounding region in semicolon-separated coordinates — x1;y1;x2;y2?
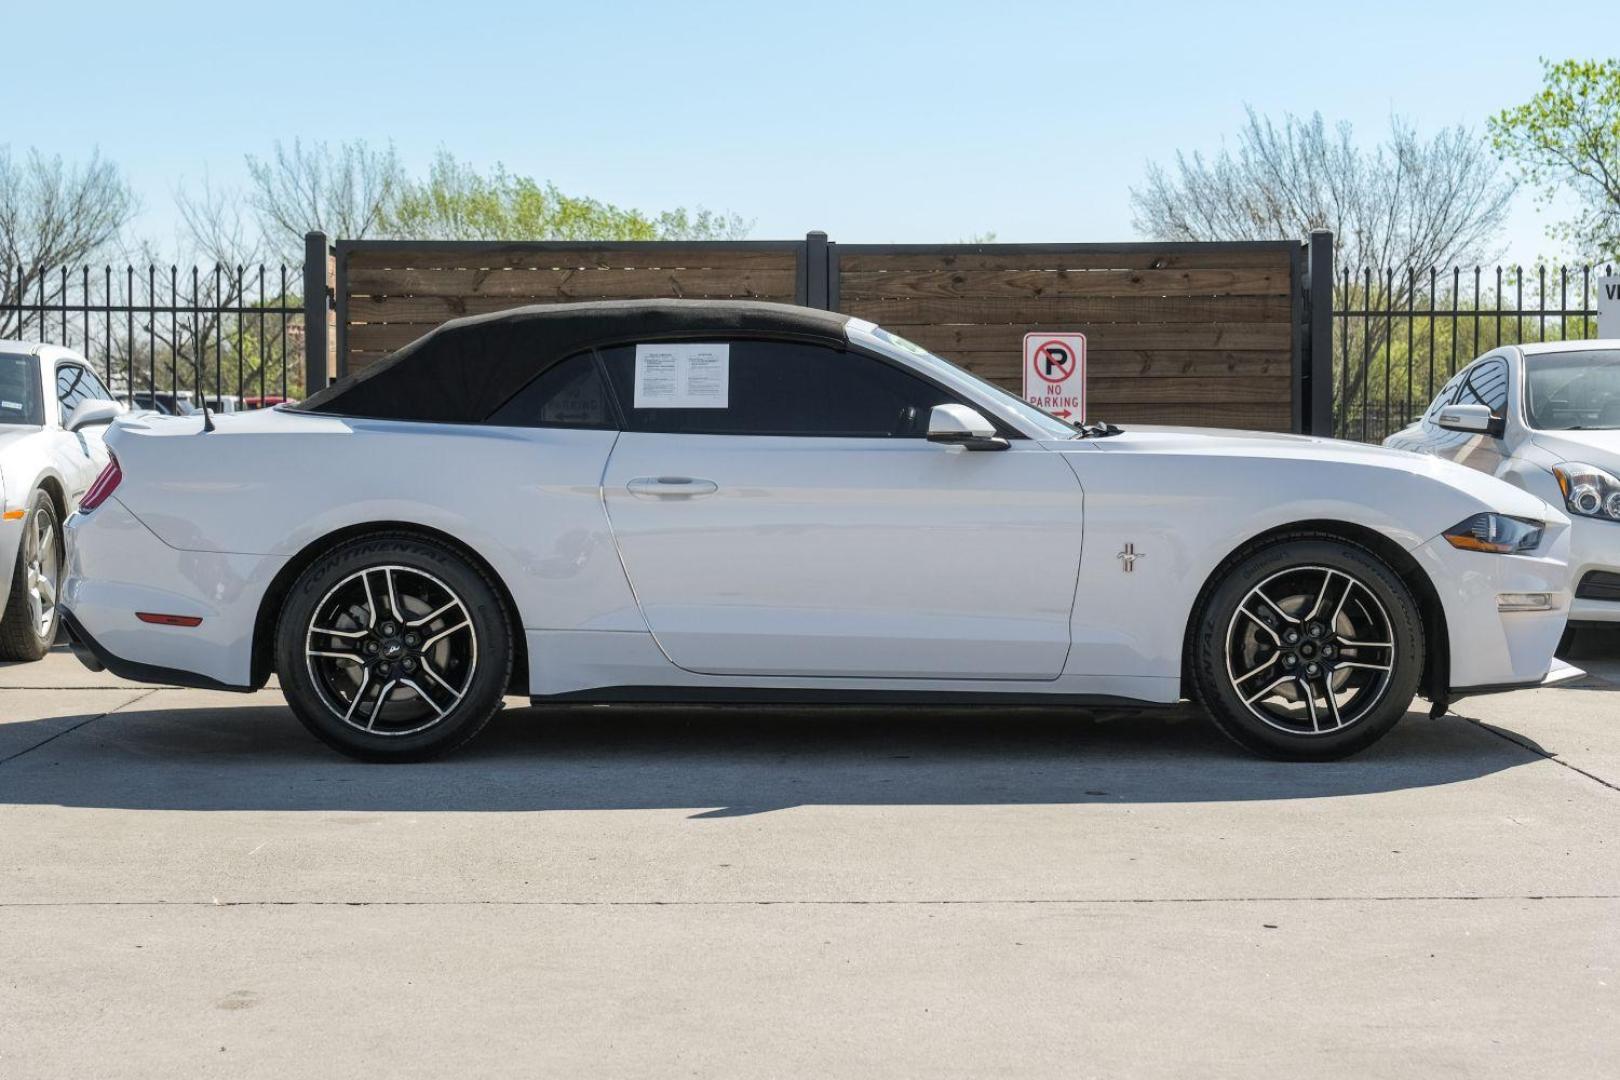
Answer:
634;343;729;408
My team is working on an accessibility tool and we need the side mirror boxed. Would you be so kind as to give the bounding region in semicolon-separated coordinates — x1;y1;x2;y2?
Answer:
65;398;124;433
1436;402;1505;438
926;404;1008;451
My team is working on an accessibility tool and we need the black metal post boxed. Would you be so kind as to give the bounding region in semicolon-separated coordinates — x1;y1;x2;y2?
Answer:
1305;229;1334;436
303;231;330;395
805;231;830;310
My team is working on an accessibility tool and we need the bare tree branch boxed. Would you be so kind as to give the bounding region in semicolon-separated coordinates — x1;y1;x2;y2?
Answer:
1130;109;1515;431
0;146;135;338
245;138;404;257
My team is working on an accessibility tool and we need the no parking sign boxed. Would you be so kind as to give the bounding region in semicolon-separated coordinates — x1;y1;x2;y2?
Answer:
1022;332;1086;422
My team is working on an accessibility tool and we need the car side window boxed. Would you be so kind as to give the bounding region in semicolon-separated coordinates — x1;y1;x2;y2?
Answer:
76;367;115;404
598;339;969;437
1453;358;1509;415
55;364;93;426
1424;370;1468;421
486;352;614;429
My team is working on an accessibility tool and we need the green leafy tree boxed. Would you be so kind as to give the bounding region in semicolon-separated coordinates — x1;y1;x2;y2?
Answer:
383;151;750;242
1490;58;1620;260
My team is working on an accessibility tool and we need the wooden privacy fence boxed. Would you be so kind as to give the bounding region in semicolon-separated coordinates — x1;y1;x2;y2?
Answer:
306;231;1334;433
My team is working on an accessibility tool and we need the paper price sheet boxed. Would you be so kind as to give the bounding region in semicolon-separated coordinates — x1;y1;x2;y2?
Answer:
634;343;730;409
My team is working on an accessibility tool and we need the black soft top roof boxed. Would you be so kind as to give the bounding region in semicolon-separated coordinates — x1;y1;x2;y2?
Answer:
296;299;853;423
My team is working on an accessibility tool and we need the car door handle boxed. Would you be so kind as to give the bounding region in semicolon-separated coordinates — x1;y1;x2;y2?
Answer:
626;476;719;499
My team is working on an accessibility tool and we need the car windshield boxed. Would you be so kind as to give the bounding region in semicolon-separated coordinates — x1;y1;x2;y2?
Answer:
0;352;44;426
1524;349;1620;430
853;323;1081;439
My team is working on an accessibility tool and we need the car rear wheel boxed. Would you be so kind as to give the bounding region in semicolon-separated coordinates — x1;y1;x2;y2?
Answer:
275;534;513;761
1190;537;1425;760
0;491;62;662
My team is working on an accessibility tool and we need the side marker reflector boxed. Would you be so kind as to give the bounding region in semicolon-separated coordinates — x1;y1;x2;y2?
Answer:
1496;593;1554;612
2;510;24;521
136;612;204;627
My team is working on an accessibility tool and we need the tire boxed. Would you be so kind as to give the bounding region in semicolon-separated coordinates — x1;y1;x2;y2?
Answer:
0;491;63;662
1189;536;1424;761
274;534;513;762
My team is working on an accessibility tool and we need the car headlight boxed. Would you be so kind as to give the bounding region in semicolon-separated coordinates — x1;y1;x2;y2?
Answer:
1443;513;1545;554
1552;462;1620;523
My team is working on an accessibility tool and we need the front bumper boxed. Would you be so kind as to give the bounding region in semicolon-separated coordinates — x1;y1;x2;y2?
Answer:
1411;528;1572;696
60;497;287;689
0;512;23;626
1566;516;1620;624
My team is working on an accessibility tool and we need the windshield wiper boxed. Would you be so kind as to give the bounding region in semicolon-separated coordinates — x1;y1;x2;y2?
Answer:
1072;419;1123;439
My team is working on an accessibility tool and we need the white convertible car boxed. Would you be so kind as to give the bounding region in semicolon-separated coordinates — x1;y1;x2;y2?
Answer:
1386;341;1620;630
61;301;1573;762
0;342;122;660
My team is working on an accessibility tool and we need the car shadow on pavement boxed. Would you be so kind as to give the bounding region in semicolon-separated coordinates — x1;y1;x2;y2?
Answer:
0;698;1552;816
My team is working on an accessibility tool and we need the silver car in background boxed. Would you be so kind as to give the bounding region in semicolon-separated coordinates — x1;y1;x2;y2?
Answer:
1385;341;1620;631
0;342;123;660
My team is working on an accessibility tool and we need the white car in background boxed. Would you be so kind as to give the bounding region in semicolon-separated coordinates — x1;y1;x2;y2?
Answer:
61;301;1574;762
1386;342;1620;630
0;342;123;660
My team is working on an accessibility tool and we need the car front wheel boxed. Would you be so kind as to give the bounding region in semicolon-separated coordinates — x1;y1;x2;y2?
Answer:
275;534;513;761
1190;537;1425;760
0;491;63;662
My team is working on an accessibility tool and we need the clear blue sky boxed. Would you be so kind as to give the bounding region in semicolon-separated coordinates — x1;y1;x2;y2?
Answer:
8;0;1616;263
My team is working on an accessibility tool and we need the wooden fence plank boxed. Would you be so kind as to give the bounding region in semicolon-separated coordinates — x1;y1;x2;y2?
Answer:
838;267;1288;300
952;352;1290;382
347;266;798;300
889;322;1292;353
952;359;1286;400
841;294;1292;326
345;246;796;272
837;249;1293;273
1077;400;1292;430
347;291;804;324
1081;350;1291;377
346;322;455;354
354;293;1293;328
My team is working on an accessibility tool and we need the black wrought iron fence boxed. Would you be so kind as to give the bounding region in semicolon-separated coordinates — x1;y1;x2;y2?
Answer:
2;264;307;410
1333;263;1613;443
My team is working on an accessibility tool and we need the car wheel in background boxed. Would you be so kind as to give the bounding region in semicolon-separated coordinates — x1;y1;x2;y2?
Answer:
1190;537;1424;760
274;534;513;762
0;491;63;662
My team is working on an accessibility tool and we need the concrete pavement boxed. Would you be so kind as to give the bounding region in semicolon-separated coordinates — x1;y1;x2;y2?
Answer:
2;645;1616;1078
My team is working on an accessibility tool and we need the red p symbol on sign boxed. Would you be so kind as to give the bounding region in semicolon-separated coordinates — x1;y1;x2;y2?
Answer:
1032;341;1075;383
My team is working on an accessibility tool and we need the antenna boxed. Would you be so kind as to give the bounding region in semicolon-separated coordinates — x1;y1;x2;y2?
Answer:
186;264;216;433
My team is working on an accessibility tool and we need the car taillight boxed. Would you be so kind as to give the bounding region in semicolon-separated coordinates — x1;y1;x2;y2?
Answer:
80;454;122;512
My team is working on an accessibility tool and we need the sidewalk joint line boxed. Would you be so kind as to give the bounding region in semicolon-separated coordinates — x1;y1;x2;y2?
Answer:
2;894;1616;909
1455;711;1620;795
0;688;160;766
